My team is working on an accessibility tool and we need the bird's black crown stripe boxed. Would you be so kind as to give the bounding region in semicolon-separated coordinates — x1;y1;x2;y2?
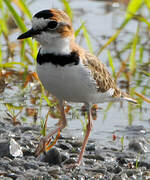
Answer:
34;10;53;19
37;50;80;66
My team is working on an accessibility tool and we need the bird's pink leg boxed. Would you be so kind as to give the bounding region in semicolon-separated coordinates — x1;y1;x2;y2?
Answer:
77;108;93;166
35;101;67;156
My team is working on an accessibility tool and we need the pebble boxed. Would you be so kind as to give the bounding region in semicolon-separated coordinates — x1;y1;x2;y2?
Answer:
116;157;128;165
112;173;129;180
112;175;122;180
61;151;70;162
84;159;95;165
0;177;13;180
62;158;76;165
95;154;105;161
86;143;95;151
113;166;123;174
58;142;73;150
41;148;62;165
48;166;61;174
0;141;10;157
68;140;82;148
128;139;148;153
23;161;39;170
86;166;107;174
9;138;23;157
0;138;23;158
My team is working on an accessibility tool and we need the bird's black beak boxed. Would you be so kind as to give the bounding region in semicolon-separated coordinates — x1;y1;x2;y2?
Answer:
17;28;36;40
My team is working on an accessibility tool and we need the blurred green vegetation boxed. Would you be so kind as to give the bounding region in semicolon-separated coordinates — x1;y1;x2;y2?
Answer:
0;0;150;130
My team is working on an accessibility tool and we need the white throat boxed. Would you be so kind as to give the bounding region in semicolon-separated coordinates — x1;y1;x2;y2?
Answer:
34;31;71;55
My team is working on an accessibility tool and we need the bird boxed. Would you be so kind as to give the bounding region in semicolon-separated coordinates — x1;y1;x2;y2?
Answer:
17;9;137;166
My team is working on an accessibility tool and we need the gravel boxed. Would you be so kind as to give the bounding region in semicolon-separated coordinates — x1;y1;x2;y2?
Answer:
0;120;150;179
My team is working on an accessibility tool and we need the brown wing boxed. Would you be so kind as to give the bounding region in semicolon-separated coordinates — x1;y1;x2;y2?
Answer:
72;44;137;103
83;51;121;97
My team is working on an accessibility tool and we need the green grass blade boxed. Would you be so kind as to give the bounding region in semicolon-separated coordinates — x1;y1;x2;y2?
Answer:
103;102;113;121
75;22;85;37
141;71;150;76
13;0;32;19
5;103;14;116
126;0;144;20
107;50;115;77
97;0;145;56
32;41;38;60
0;0;2;9
139;46;143;64
145;0;150;9
97;19;129;56
41;85;54;108
119;40;133;54
3;0;37;59
20;40;26;58
82;23;93;53
128;104;133;126
129;24;139;72
121;136;124;151
134;15;150;28
0;28;2;64
61;0;73;21
0;0;5;15
4;0;27;32
0;17;8;35
0;45;2;64
0;62;28;69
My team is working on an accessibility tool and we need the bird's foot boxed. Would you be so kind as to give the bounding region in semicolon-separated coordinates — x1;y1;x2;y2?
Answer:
35;130;60;156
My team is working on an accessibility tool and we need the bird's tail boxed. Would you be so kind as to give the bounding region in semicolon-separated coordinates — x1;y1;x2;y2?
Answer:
121;92;137;104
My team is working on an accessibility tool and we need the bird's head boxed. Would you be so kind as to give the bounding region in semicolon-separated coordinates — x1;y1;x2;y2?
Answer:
17;9;74;54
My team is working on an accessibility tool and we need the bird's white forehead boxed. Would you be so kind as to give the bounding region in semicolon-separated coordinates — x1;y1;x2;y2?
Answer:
31;17;50;30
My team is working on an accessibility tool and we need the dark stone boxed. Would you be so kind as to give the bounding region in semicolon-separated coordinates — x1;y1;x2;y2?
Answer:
125;170;134;177
0;141;10;157
24;162;39;170
22;148;35;156
86;166;107;174
68;140;82;148
84;159;95;165
94;154;105;161
113;166;123;174
128;139;147;153
0;139;22;159
112;175;122;180
48;166;61;175
41;148;62;165
116;157;128;165
62;158;76;165
0;177;13;180
106;165;114;173
86;143;95;151
19;125;40;133
59;142;73;150
134;161;150;169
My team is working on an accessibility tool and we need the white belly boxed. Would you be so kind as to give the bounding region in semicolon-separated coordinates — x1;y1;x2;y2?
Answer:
37;61;118;104
37;62;98;103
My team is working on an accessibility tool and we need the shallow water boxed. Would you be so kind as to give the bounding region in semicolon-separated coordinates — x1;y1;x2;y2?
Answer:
1;0;150;151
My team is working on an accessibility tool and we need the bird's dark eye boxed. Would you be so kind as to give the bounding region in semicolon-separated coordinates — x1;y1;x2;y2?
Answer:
47;21;58;30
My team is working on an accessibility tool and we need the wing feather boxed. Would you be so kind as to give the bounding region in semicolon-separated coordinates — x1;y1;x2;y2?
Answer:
83;51;121;97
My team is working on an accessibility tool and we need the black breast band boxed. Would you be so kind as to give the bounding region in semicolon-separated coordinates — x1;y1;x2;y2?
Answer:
37;50;80;66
